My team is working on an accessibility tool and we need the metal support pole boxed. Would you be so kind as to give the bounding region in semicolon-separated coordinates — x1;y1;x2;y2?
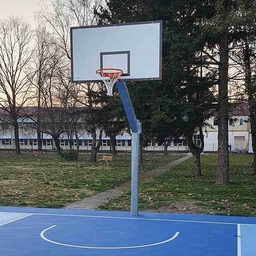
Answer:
131;121;141;216
131;132;139;216
116;81;141;216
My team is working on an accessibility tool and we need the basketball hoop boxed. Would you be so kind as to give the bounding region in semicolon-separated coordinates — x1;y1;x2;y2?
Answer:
96;68;123;96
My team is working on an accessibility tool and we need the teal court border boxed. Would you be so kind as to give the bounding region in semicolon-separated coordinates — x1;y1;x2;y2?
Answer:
0;206;255;256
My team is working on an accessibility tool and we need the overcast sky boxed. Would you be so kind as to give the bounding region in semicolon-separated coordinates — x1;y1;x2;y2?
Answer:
0;0;42;26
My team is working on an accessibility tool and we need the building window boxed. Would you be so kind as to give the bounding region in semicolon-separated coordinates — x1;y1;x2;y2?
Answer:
29;139;37;146
173;138;187;146
239;119;244;125
102;140;108;146
128;140;131;146
60;140;68;146
148;140;156;147
213;118;218;126
174;138;183;146
20;139;28;145
182;138;188;146
193;135;203;147
84;140;93;146
2;139;11;145
117;140;125;146
43;139;52;146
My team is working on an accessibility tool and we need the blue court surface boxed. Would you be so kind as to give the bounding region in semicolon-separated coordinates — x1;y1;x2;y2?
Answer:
0;206;255;256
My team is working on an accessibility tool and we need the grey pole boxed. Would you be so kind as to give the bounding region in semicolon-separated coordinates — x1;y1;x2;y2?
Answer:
131;121;141;216
116;81;141;216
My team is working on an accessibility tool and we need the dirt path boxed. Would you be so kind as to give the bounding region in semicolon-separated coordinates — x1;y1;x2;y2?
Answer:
64;154;192;210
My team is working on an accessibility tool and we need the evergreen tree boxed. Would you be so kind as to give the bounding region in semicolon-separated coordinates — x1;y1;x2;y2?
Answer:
230;0;256;175
201;0;256;183
97;0;217;175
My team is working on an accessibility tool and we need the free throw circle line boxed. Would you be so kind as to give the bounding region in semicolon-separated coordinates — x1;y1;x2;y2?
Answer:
40;225;180;250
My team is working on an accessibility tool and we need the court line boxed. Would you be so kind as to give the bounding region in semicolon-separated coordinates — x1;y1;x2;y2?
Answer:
1;211;256;226
40;225;180;250
0;213;34;227
237;224;241;256
29;212;256;226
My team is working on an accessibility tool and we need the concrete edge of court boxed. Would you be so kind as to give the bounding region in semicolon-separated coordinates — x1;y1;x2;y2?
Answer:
64;154;192;210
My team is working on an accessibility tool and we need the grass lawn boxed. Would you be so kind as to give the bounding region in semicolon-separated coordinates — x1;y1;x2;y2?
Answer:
0;151;182;208
100;154;256;217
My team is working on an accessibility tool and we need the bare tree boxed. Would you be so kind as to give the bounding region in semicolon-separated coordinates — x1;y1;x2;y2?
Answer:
28;26;55;151
40;0;105;59
38;41;68;153
0;17;34;154
54;56;86;150
38;0;113;162
29;23;82;152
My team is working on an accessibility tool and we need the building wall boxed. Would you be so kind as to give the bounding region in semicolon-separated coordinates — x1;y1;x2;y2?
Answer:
204;115;252;153
0;115;252;153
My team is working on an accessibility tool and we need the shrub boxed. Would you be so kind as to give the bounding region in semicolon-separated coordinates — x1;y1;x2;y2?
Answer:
61;150;79;161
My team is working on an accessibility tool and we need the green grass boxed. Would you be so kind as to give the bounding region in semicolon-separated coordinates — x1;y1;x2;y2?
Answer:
100;154;256;217
2;151;255;217
0;151;182;208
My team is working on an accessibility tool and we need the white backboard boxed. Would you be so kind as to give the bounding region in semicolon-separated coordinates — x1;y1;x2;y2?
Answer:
71;21;162;82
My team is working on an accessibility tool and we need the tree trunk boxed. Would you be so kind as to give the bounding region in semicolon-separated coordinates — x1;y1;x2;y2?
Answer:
163;140;168;156
251;120;256;175
76;133;80;151
52;135;61;154
192;150;202;177
13;119;21;154
109;133;117;155
243;39;256;175
68;135;73;149
217;30;229;185
187;132;203;177
37;130;42;151
90;128;103;162
37;96;42;151
91;130;97;162
139;142;143;166
252;153;256;175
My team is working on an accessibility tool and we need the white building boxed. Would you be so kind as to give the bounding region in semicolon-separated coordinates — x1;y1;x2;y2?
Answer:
0;103;252;153
204;102;252;153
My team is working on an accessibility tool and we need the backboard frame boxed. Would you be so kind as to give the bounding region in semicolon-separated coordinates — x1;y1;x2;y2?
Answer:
70;20;162;83
100;51;130;76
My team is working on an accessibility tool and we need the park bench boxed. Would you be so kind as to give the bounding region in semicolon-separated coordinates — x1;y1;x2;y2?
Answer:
98;155;113;164
32;151;42;157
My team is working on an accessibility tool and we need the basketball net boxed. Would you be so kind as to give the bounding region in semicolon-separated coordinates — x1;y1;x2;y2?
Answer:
96;68;123;96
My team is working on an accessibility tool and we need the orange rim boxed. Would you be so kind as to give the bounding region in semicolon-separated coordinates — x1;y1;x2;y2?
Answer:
96;68;123;79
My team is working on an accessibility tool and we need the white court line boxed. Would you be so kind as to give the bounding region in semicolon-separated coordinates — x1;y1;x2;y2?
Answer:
0;213;33;227
29;212;256;226
237;223;256;256
40;225;180;250
1;211;256;226
237;224;241;256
